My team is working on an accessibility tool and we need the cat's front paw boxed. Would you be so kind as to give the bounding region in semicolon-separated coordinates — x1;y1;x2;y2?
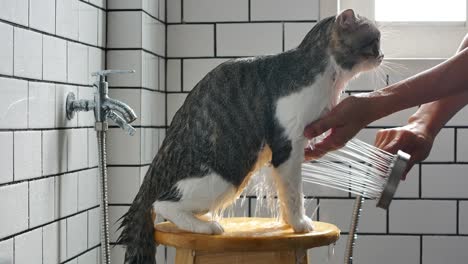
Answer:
289;215;314;233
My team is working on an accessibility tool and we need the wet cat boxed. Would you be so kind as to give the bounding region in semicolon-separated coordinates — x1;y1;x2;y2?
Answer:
117;9;383;264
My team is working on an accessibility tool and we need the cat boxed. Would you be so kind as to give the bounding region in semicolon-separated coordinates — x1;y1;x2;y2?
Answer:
117;9;383;264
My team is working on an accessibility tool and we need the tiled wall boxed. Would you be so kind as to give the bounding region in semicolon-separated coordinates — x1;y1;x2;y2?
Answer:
165;1;468;264
0;0;106;263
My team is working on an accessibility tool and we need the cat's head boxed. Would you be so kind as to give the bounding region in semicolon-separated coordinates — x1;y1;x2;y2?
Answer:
329;9;383;72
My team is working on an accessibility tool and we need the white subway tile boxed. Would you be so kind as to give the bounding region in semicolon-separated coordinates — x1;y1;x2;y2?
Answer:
251;0;319;21
0;23;13;75
29;177;55;227
184;0;248;22
423;236;468;264
78;248;98;264
14;131;42;180
142;14;165;55
457;128;468;162
389;200;456;234
425;128;454;162
29;82;56;128
55;173;78;218
68;128;89;171
107;50;143;87
140;128;154;164
167;25;214;57
0;183;28;238
159;58;165;91
369;107;418;126
79;1;98;45
108;0;142;9
111;245;125;264
14;228;42;264
78;168;98;210
167;59;181;92
447;105;468;126
183;59;228;91
43;36;67;82
250;197;280;218
346;69;388;91
107;11;142;48
108;88;141;126
77;86;95;126
68;42;89;85
13;28;42;79
359;201;387;233
87;208;100;247
395;165;419;198
142;52;159;90
0;132;13;184
0;238;13;264
223;198;250;218
167;246;176;264
56;0;79;40
89;0;106;9
88;129;98;167
29;0;55;33
159;129;165;146
140;89;153;126
284;23;316;51
108;166;140;204
152;92;165;126
158;0;165;21
109;206;129;243
318;199;354;232
460;201;468;234
0;0;28;26
167;0;181;23
422;165;468;198
107;128;142;165
98;9;107;48
67;212;88;258
59;220;68;262
217;23;282;56
42;130;68;175
354;235;420;264
303;181;349;197
309;234;347;264
143;0;158;17
0;77;28;128
43;222;60;264
56;84;78;128
388;59;443;84
167;93;187;124
88;47;105;84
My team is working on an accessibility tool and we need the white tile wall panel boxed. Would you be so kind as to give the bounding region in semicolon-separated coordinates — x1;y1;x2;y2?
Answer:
183;58;228;91
167;246;176;264
107;128;142;164
354;235;420;264
88;47;105;85
167;24;214;57
167;59;181;92
78;1;98;45
89;0;106;9
109;205;129;243
167;93;187;124
158;0;165;21
43;35;67;82
107;11;142;48
422;164;468;198
77;86;96;126
249;197;279;218
56;85;78;128
0;132;13;184
59;219;68;262
457;128;468;162
107;50;143;87
98;9;107;47
395;165;419;198
459;201;468;234
0;77;28;129
284;22;316;51
78;248;98;264
425;128;454;162
346;69;388;91
13;28;42;79
388;59;444;85
389;200;456;234
0;0;28;26
143;14;165;55
423;236;468;264
67;212;88;258
309;234;347;264
217;23;282;56
29;82;56;128
56;0;80;40
14;228;42;264
0;182;28;238
29;0;55;33
55;173;78;218
359;201;387;233
30;177;55;227
14;131;42;180
142;52;159;90
223;198;250;218
446;105;468;126
318;199;354;232
43;130;68;175
303;178;349;197
141;90;154;126
0;238;13;264
369;107;419;127
68;128;89;171
111;245;126;264
78;168;98;210
142;0;158;18
167;0;181;23
68;42;89;85
159;58;166;92
88;128;98;167
108;166;140;204
43;222;60;264
184;0;248;22
107;0;142;9
251;0;319;21
152;92;166;126
0;23;13;75
87;207;100;247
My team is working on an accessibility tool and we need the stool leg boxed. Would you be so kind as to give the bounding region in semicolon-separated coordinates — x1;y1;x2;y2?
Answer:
175;248;195;264
295;249;309;264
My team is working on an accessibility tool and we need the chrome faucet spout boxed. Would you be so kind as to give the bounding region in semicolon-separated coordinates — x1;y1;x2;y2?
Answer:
103;98;137;123
107;110;136;136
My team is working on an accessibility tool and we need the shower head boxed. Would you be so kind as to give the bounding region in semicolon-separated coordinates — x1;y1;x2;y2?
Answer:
376;150;410;209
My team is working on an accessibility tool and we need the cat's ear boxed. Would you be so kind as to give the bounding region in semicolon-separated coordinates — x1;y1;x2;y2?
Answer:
337;9;357;29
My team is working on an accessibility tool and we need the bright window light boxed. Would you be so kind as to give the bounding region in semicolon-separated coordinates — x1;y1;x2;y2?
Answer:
375;0;466;22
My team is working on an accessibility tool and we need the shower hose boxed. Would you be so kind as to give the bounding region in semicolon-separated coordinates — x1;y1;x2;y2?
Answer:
344;195;365;264
97;129;111;264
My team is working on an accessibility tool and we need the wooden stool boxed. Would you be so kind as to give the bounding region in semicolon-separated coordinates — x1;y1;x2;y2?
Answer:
154;217;340;264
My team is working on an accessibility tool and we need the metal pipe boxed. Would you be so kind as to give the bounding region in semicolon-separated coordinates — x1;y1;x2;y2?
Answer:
344;195;364;264
97;126;111;264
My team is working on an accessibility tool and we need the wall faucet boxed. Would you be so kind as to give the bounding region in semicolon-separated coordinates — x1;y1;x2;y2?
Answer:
66;69;137;135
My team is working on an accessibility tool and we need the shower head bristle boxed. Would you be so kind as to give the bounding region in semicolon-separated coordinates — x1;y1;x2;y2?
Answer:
376;150;410;209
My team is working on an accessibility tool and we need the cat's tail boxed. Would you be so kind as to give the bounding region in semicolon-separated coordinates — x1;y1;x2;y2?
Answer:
116;168;158;264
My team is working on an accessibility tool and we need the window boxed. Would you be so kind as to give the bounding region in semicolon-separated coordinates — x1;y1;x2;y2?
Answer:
375;0;466;22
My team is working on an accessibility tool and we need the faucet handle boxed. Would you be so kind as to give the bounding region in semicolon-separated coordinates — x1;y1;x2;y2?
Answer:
92;69;135;78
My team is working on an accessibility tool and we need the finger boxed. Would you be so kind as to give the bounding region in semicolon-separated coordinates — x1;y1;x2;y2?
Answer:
304;115;336;139
304;148;326;161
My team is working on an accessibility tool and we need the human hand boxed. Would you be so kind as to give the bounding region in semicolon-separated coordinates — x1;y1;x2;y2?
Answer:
304;95;375;160
374;122;434;180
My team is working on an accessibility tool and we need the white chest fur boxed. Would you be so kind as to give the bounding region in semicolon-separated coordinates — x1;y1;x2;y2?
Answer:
275;61;347;141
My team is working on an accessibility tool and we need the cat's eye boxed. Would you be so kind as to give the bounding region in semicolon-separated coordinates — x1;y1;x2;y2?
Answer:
362;38;379;49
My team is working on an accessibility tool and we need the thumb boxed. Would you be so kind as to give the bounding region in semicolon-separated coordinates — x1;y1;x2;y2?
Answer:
304;114;336;139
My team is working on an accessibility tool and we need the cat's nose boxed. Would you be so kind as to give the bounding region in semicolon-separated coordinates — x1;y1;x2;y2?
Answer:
377;54;384;61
